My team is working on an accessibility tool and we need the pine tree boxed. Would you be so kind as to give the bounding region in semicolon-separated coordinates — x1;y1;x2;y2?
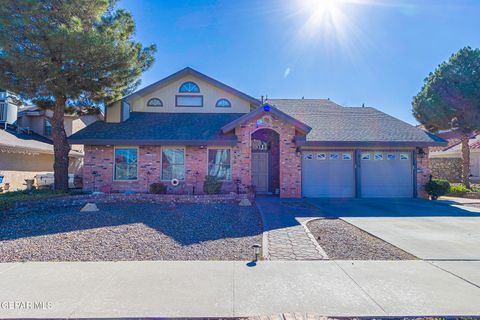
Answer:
0;0;156;190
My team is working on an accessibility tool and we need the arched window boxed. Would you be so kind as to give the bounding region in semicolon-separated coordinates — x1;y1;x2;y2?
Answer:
216;98;231;108
147;97;163;107
179;81;200;93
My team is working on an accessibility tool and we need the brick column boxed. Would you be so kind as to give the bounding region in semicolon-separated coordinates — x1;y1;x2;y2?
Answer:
416;148;430;199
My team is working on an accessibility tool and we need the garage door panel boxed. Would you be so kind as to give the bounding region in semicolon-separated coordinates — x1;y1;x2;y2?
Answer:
361;151;413;198
302;151;354;198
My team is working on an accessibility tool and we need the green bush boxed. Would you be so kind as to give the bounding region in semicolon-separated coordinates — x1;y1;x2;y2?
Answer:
203;175;223;195
425;179;450;200
447;184;471;197
0;189;70;211
149;183;167;194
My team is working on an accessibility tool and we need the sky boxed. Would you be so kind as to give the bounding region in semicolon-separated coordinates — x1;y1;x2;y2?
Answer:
118;0;480;124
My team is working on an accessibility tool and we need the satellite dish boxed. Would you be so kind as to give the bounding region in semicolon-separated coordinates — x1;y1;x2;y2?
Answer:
171;179;179;186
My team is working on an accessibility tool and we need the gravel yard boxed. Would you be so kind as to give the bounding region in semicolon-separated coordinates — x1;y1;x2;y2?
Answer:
307;218;416;260
0;203;262;262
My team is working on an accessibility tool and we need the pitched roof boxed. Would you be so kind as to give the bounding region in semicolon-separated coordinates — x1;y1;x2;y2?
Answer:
0;128;82;157
221;104;312;134
436;133;480;153
268;99;446;147
68;112;243;146
428;129;466;152
123;67;261;106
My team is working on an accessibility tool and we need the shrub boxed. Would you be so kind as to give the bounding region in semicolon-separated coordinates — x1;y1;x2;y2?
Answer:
203;175;223;195
425;179;450;200
149;183;167;194
447;184;471;197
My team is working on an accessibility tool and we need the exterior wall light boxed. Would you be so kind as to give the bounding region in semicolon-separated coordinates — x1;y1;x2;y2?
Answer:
252;244;261;262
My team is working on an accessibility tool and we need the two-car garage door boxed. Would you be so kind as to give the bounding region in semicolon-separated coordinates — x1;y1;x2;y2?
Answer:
302;150;414;198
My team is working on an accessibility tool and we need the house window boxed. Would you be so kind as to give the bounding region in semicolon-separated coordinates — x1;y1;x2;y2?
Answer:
114;148;138;180
147;98;163;107
330;153;339;160
208;149;231;181
162;148;185;180
179;81;200;93
400;153;409;160
342;153;352;160
176;95;203;107
317;153;326;160
216;99;231;108
361;153;371;160
44;119;52;137
374;153;383;161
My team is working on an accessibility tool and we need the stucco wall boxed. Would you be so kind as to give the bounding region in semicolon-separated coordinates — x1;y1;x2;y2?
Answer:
128;74;252;114
430;157;462;183
0;152;81;191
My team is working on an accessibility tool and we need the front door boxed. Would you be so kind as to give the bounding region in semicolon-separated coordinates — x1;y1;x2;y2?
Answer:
252;152;269;193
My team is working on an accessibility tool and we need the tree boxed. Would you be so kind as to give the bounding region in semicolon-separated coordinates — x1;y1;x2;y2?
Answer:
0;0;156;191
413;47;480;187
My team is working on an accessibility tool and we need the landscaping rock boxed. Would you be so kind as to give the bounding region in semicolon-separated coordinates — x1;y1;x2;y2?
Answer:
80;203;99;212
239;198;252;207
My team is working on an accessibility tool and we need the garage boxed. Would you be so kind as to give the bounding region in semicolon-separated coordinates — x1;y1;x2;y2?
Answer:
360;150;414;198
302;151;355;197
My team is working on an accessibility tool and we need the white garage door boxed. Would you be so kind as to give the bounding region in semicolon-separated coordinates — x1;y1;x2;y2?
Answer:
302;151;355;197
360;151;413;198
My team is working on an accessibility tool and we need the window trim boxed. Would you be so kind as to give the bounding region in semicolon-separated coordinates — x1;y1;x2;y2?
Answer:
179;81;200;93
146;97;163;107
175;95;204;108
161;146;186;181
207;147;233;181
215;98;232;108
113;146;139;181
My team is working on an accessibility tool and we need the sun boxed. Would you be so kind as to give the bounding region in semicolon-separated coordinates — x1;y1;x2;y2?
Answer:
298;0;344;35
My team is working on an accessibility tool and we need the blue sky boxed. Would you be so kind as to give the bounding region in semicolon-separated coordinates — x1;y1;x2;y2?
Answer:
118;0;480;124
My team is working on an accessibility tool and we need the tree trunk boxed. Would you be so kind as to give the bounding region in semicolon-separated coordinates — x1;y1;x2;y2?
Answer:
51;96;71;191
460;133;471;188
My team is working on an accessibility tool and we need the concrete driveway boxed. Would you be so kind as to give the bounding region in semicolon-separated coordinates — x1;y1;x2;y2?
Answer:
306;198;480;260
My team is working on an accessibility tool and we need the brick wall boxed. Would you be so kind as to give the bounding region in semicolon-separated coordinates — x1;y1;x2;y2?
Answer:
416;149;431;199
83;111;302;198
233;113;301;198
430;157;462;183
83;145;239;194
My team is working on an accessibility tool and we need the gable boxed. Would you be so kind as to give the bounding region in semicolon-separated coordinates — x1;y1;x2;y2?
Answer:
123;68;260;114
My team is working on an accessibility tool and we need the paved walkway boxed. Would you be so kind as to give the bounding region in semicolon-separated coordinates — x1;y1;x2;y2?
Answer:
0;260;479;318
256;198;326;260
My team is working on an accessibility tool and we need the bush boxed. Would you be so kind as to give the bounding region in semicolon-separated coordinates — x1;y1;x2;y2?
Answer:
149;183;167;194
425;179;450;200
203;175;223;195
447;184;471;197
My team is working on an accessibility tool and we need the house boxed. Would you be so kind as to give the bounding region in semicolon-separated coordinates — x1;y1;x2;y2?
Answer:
0;91;102;191
429;129;480;182
68;67;445;198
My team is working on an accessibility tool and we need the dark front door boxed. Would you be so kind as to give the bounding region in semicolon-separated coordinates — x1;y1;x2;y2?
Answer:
252;152;269;193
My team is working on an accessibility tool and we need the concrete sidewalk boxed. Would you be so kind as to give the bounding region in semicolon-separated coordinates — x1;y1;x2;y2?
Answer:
0;260;479;318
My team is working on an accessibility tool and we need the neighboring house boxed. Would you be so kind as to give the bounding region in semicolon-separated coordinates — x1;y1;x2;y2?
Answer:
69;67;445;198
0;91;102;191
429;129;480;182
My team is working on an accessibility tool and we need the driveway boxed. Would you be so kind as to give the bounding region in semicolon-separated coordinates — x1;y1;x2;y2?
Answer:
306;198;480;260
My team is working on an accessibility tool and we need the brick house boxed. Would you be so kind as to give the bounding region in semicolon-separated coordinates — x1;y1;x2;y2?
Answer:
69;67;445;198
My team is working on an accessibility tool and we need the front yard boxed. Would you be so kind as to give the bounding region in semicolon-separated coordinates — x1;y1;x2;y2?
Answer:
0;202;262;262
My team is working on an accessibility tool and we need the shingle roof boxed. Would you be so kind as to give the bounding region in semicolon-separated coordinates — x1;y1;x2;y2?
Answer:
268;99;445;146
68;112;243;145
0;128;82;156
